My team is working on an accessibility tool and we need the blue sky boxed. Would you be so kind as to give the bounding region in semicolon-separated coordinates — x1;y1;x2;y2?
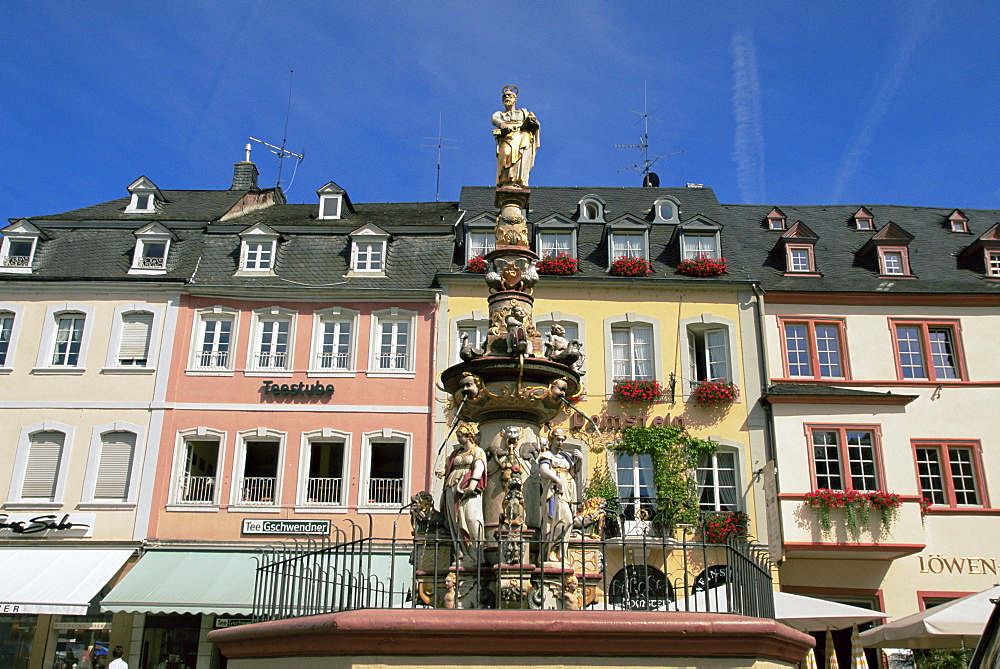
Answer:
1;1;998;219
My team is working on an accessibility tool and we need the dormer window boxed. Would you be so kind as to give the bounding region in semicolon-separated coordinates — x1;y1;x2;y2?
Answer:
957;223;1000;279
317;182;347;220
852;207;874;231
766;207;787;231
130;222;173;274
125;176;161;214
880;249;908;275
238;223;279;273
465;216;495;264
860;221;915;278
606;216;650;267
0;220;41;274
349;224;389;275
948;210;969;233
652;197;680;224
534;215;577;259
578;195;606;223
678;216;723;260
777;221;820;275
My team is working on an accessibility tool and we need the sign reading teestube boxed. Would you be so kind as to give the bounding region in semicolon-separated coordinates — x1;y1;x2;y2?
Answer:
242;519;331;536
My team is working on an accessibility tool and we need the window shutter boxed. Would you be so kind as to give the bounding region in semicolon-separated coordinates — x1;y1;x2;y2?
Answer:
95;432;136;500
119;312;153;363
23;432;65;499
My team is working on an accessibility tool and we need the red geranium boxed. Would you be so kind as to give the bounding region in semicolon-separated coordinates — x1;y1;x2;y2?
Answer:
537;253;579;275
466;255;487;273
702;511;749;544
610;256;653;277
677;256;728;277
692;380;740;407
613;379;665;403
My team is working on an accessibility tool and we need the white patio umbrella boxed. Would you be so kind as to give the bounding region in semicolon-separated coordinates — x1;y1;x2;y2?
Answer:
670;587;887;632
860;585;1000;649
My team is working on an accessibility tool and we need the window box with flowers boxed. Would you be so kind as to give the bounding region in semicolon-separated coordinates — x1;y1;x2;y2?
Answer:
610;256;653;277
613;379;665;403
466;255;487;273
537;253;579;275
803;489;903;534
692;380;740;407
701;510;750;544
677;256;728;277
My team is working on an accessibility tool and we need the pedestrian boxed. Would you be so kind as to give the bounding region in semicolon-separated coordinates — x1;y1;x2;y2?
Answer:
108;646;128;669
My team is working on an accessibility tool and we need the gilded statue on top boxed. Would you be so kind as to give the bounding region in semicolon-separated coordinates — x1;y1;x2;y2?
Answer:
492;86;540;189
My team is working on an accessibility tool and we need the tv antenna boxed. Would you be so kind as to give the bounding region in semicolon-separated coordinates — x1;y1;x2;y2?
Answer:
421;112;457;201
250;70;305;193
614;82;682;186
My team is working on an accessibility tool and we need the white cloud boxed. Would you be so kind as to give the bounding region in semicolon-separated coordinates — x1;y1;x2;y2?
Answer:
731;29;766;204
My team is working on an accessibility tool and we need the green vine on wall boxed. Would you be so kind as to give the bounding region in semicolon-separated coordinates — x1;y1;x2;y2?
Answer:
615;425;717;534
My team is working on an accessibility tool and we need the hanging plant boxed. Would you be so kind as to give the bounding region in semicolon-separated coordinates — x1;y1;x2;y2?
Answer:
677;256;728;277
867;490;903;530
613;379;666;403
536;253;579;275
692;380;740;407
803;489;903;534
919;496;932;517
615;425;717;535
609;256;653;277
702;510;750;544
466;255;487;273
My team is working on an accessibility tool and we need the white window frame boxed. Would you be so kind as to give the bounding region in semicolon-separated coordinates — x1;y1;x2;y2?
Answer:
297;428;351;510
578;196;606;222
603;313;661;395
369;308;417;377
230;428;287;510
80;421;145;507
0;303;24;373
168;427;227;509
103;303;163;374
538;230;575;258
33;302;95;374
680;314;741;400
534;216;578;259
125;177;159;213
987;250;1000;278
608;230;649;264
678;218;723;260
697;443;743;512
348;224;389;276
652;197;680;224
238;223;279;273
309;307;359;376
450;310;490;363
351;240;387;273
188;305;239;375
7;421;75;509
246;307;296;375
129;223;172;275
319;194;343;220
0;220;41;274
241;240;276;272
358;429;411;511
466;223;495;264
535;311;586;371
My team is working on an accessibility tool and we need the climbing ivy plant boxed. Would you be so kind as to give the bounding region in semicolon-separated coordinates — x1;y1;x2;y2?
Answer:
615;425;718;535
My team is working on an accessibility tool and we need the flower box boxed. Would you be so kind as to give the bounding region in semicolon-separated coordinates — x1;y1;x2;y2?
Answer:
677;256;728;277
466;255;487;273
803;488;903;533
701;510;750;544
612;379;665;403
692;380;740;407
537;253;579;275
609;256;653;277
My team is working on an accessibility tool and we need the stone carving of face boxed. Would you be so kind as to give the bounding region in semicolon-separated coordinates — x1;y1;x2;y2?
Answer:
458;374;481;399
549;429;567;451
549;378;569;401
551;324;566;337
503;90;517;110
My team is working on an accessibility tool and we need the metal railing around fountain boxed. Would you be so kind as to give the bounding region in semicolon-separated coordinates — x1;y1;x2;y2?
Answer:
251;504;775;622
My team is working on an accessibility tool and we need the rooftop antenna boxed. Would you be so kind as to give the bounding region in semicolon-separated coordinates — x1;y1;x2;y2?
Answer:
249;70;305;193
421;112;457;201
614;82;683;186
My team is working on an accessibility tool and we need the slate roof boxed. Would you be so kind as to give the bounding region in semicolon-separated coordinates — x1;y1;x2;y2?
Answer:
24;190;249;222
457;186;755;282
722;204;1000;294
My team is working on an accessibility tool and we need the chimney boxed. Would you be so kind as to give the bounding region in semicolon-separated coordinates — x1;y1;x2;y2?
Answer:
231;143;259;190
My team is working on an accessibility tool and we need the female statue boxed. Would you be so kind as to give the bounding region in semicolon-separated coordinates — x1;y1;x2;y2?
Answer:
538;429;582;564
492;85;540;189
441;422;487;565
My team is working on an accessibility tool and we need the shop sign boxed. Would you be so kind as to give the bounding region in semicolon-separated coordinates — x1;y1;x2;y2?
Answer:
260;380;334;398
918;554;1000;575
214;618;253;629
1;604;23;613
53;622;111;630
0;512;95;538
242;519;331;535
570;412;684;432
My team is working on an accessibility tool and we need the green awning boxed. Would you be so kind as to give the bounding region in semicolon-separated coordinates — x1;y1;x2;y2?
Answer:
101;550;258;616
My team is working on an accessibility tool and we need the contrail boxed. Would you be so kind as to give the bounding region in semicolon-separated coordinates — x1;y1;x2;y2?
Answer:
830;0;936;203
731;29;766;204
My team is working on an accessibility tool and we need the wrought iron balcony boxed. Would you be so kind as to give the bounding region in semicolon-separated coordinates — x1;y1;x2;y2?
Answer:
305;477;343;505
316;352;349;370
177;475;215;504
239;476;277;505
367;478;404;506
137;256;166;268
1;255;31;267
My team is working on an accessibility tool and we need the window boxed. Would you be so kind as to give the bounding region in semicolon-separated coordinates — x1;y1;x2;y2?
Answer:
317;182;345;220
653;197;680;224
238;223;279;273
610;231;647;261
948;210;969;233
988;251;1000;278
249;309;295;372
0;310;15;368
8;423;74;506
853;207;874;231
125;177;159;213
232;429;284;506
0;220;41;273
891;320;964;381
612;325;653;381
698;450;739;511
174;432;222;506
766;207;787;230
352;241;384;272
191;307;237;372
786;245;816;273
538;230;574;258
810;426;882;491
130;222;172;273
93;432;136;501
781;319;847;379
52;314;86;366
616;452;655;523
682;233;719;260
915;441;984;508
299;430;349;506
370;309;416;374
311;308;357;373
688;328;728;387
467;228;495;262
578;196;605;222
362;431;409;507
117;312;153;366
879;248;908;275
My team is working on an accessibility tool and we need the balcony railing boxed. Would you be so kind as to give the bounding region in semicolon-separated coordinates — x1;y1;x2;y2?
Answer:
137;256;166;268
1;255;31;267
377;354;408;371
316;352;349;370
197;350;230;369
177;475;215;504
239;476;277;505
305;477;343;505
367;478;404;506
255;352;287;369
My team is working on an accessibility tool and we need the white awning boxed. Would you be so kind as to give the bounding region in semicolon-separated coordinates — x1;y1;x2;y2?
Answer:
0;548;134;615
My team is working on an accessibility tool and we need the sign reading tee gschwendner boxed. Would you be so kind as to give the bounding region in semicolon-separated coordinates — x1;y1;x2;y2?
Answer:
242;519;331;535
